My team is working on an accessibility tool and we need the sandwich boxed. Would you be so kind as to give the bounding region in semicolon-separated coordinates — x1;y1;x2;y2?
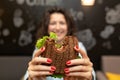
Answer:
36;32;80;79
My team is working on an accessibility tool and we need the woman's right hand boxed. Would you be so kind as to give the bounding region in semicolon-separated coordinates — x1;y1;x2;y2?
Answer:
27;47;56;80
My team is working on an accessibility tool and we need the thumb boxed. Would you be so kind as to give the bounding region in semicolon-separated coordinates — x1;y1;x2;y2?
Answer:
74;45;88;59
33;47;45;58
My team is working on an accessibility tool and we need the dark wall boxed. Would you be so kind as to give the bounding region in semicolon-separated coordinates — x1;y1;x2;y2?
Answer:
0;0;120;70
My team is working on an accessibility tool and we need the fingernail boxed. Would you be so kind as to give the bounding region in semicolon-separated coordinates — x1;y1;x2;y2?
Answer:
64;68;69;72
76;45;79;49
51;66;56;71
66;60;71;65
40;47;45;51
65;71;69;74
47;58;52;63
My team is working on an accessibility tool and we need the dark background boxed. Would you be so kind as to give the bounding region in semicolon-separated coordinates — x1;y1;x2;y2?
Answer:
0;0;120;71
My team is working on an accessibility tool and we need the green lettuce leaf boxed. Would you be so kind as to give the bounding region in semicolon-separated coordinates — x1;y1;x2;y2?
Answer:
35;32;57;49
49;32;57;40
51;74;64;78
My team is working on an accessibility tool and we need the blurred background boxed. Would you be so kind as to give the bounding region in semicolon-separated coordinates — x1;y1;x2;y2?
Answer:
0;0;120;80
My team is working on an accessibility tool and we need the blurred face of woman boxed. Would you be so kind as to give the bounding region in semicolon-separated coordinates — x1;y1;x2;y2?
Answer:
48;13;68;42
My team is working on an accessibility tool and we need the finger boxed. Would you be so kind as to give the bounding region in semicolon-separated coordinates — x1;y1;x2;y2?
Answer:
29;65;56;72
74;46;88;59
28;65;52;71
67;65;93;72
29;70;53;78
65;71;92;79
34;47;45;58
66;58;93;66
29;57;52;65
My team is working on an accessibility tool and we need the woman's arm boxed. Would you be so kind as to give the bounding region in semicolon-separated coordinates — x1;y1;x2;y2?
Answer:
78;42;96;80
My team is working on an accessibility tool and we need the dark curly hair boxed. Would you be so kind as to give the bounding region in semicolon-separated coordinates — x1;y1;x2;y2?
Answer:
36;6;77;39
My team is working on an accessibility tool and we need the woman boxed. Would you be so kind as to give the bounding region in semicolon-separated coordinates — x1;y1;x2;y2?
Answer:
24;6;96;80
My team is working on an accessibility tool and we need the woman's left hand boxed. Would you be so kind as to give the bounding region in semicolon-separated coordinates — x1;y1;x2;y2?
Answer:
64;46;93;80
